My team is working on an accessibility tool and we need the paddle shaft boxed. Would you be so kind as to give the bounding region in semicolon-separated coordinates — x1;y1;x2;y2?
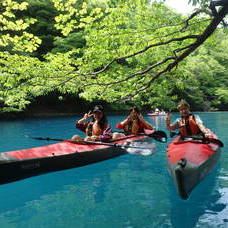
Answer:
111;130;167;143
171;132;224;147
189;136;224;147
27;136;154;150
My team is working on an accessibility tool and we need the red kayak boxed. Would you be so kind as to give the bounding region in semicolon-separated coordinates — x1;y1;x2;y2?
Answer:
0;132;158;185
167;133;222;200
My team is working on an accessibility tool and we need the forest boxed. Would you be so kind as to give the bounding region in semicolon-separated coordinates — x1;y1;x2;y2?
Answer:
0;0;228;115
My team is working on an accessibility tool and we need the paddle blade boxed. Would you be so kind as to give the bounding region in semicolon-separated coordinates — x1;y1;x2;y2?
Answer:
207;138;224;147
123;142;156;156
149;131;167;143
170;131;178;138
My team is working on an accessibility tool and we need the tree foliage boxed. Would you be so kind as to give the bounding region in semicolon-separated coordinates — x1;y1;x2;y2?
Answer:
58;0;222;107
0;0;228;112
21;0;61;58
0;0;41;52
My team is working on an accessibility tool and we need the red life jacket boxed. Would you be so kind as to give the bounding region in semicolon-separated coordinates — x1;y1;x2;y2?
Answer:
179;114;201;136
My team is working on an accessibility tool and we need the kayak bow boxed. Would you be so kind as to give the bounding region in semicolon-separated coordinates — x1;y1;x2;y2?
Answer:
167;133;222;200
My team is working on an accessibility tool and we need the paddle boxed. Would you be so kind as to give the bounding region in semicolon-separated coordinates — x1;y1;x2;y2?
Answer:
25;135;157;156
148;130;167;143
188;135;224;147
170;131;224;147
113;130;167;143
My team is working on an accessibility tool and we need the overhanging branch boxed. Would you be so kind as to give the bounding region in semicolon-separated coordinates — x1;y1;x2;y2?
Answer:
120;5;228;101
55;4;227;101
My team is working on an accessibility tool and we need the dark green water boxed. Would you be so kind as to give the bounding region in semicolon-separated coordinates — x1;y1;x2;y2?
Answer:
0;112;227;228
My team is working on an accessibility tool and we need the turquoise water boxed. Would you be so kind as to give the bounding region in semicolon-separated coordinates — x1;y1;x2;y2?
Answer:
0;113;227;228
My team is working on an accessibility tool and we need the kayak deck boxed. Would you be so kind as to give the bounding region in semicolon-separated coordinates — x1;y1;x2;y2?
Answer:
2;134;147;161
167;136;219;165
3;142;109;160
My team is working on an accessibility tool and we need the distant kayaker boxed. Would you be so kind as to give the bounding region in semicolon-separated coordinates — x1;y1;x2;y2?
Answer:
165;100;212;138
71;105;112;142
155;108;160;114
113;107;153;139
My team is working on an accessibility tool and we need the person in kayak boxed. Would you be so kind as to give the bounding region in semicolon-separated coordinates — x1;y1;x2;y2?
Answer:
113;107;153;139
165;100;212;138
71;105;112;142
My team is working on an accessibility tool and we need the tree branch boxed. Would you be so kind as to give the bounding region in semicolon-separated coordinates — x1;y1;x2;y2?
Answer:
77;35;198;78
120;5;228;101
56;4;228;102
75;9;208;77
82;56;176;86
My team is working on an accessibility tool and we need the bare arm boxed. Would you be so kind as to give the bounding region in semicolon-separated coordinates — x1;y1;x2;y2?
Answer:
77;111;93;124
165;115;179;131
120;117;130;126
139;115;153;130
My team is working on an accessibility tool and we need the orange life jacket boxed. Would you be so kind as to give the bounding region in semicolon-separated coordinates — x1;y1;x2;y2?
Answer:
123;120;138;134
179;114;201;136
123;119;147;134
85;121;103;136
92;122;102;136
85;122;93;136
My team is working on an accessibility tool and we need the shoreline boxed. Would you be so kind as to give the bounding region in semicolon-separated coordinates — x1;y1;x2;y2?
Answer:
0;110;227;120
0;110;131;120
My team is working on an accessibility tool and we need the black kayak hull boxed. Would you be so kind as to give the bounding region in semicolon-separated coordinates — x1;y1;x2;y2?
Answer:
0;146;125;185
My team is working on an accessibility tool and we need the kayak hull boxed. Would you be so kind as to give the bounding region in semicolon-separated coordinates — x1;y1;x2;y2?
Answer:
167;135;221;200
0;146;125;185
0;134;148;185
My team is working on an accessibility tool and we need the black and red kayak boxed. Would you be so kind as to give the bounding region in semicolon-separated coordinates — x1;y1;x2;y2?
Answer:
0;130;166;185
167;132;223;200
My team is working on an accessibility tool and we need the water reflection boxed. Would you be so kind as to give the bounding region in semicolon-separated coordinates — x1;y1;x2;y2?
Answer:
0;157;118;215
0;152;168;227
149;115;167;130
